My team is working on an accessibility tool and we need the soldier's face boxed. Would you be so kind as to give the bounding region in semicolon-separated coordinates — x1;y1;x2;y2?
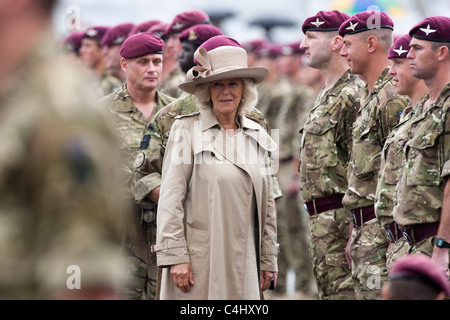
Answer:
178;42;197;73
79;39;103;69
300;31;332;69
341;34;367;75
103;45;122;72
122;53;163;91
389;58;422;96
407;38;440;80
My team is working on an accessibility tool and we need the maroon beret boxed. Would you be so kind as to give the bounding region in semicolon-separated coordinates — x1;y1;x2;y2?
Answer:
83;26;110;42
101;23;134;47
389;254;450;296
338;10;394;37
62;31;84;54
179;24;223;45
302;10;350;34
281;42;305;56
241;39;266;53
409;16;450;43
388;34;412;59
255;42;282;59
148;22;169;39
120;32;164;59
128;20;163;37
165;10;211;36
193;35;241;65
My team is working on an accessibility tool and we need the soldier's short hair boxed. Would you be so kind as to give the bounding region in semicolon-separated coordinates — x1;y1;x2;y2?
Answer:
356;28;394;53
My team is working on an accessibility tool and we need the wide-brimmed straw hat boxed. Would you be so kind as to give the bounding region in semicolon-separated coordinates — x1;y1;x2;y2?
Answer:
179;36;268;94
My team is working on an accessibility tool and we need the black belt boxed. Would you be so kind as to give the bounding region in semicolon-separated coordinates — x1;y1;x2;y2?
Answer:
304;194;344;216
350;206;376;228
401;222;439;246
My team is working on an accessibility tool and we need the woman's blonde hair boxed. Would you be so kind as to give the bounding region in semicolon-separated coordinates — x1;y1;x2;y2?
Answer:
193;78;259;117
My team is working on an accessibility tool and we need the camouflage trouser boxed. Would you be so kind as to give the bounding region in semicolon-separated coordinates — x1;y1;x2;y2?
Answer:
308;207;355;300
386;236;435;270
276;163;313;294
122;205;158;300
349;219;389;300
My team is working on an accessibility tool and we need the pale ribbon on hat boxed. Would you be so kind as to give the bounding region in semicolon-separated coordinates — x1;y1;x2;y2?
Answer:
186;48;213;81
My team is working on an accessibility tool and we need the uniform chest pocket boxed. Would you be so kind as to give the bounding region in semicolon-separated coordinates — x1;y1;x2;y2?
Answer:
406;129;442;187
301;117;338;169
351;119;381;178
382;139;406;185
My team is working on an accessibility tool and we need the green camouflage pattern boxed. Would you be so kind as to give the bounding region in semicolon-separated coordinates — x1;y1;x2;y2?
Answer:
134;94;282;203
393;84;450;227
343;68;408;211
298;70;364;300
299;70;364;201
343;68;408;300
375;102;416;228
0;34;128;299
97;70;122;98
100;83;175;198
158;67;187;99
349;219;389;300
307;208;356;299
386;236;435;270
100;82;175;300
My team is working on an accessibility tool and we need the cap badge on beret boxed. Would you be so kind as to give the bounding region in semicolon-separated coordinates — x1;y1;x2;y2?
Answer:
172;22;185;30
346;21;359;32
393;46;408;56
420;24;437;36
311;18;325;28
114;36;126;45
188;29;198;41
86;29;98;37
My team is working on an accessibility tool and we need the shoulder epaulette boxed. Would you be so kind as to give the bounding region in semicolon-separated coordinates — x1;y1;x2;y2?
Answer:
174;111;200;120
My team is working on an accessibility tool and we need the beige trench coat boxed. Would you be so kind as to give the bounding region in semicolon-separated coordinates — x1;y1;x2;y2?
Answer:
155;107;278;300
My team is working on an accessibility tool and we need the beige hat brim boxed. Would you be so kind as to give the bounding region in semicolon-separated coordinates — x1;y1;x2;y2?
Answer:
178;67;268;94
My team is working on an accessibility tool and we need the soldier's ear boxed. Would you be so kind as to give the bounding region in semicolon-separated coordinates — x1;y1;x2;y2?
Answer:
367;35;378;53
121;58;128;71
332;36;344;52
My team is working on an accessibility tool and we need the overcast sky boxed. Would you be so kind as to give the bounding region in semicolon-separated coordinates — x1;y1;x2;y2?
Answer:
52;0;449;44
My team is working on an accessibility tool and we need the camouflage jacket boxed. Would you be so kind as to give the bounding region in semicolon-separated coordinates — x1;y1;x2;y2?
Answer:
342;68;408;210
375;100;416;228
158;66;186;99
134;94;282;203
0;34;127;299
97;70;122;98
393;83;450;227
277;77;316;160
299;70;364;201
100;83;175;198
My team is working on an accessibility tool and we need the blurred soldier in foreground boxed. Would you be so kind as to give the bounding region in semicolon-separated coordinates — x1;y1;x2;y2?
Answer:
0;0;128;299
100;33;175;300
382;254;450;300
299;10;362;299
339;11;407;299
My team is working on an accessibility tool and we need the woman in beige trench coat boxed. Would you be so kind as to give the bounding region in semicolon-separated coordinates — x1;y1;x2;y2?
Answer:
154;36;279;300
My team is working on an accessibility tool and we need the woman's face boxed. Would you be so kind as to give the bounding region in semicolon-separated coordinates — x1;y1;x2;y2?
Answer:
210;78;244;117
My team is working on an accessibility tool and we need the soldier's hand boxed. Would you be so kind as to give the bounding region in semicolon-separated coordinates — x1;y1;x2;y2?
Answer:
170;262;194;293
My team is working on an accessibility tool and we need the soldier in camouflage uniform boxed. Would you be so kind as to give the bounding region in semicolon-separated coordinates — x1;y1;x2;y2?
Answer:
374;34;428;270
159;10;212;99
0;0;128;299
273;42;316;295
100;33;175;300
390;17;450;276
298;10;363;300
339;11;408;299
79;26;122;97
